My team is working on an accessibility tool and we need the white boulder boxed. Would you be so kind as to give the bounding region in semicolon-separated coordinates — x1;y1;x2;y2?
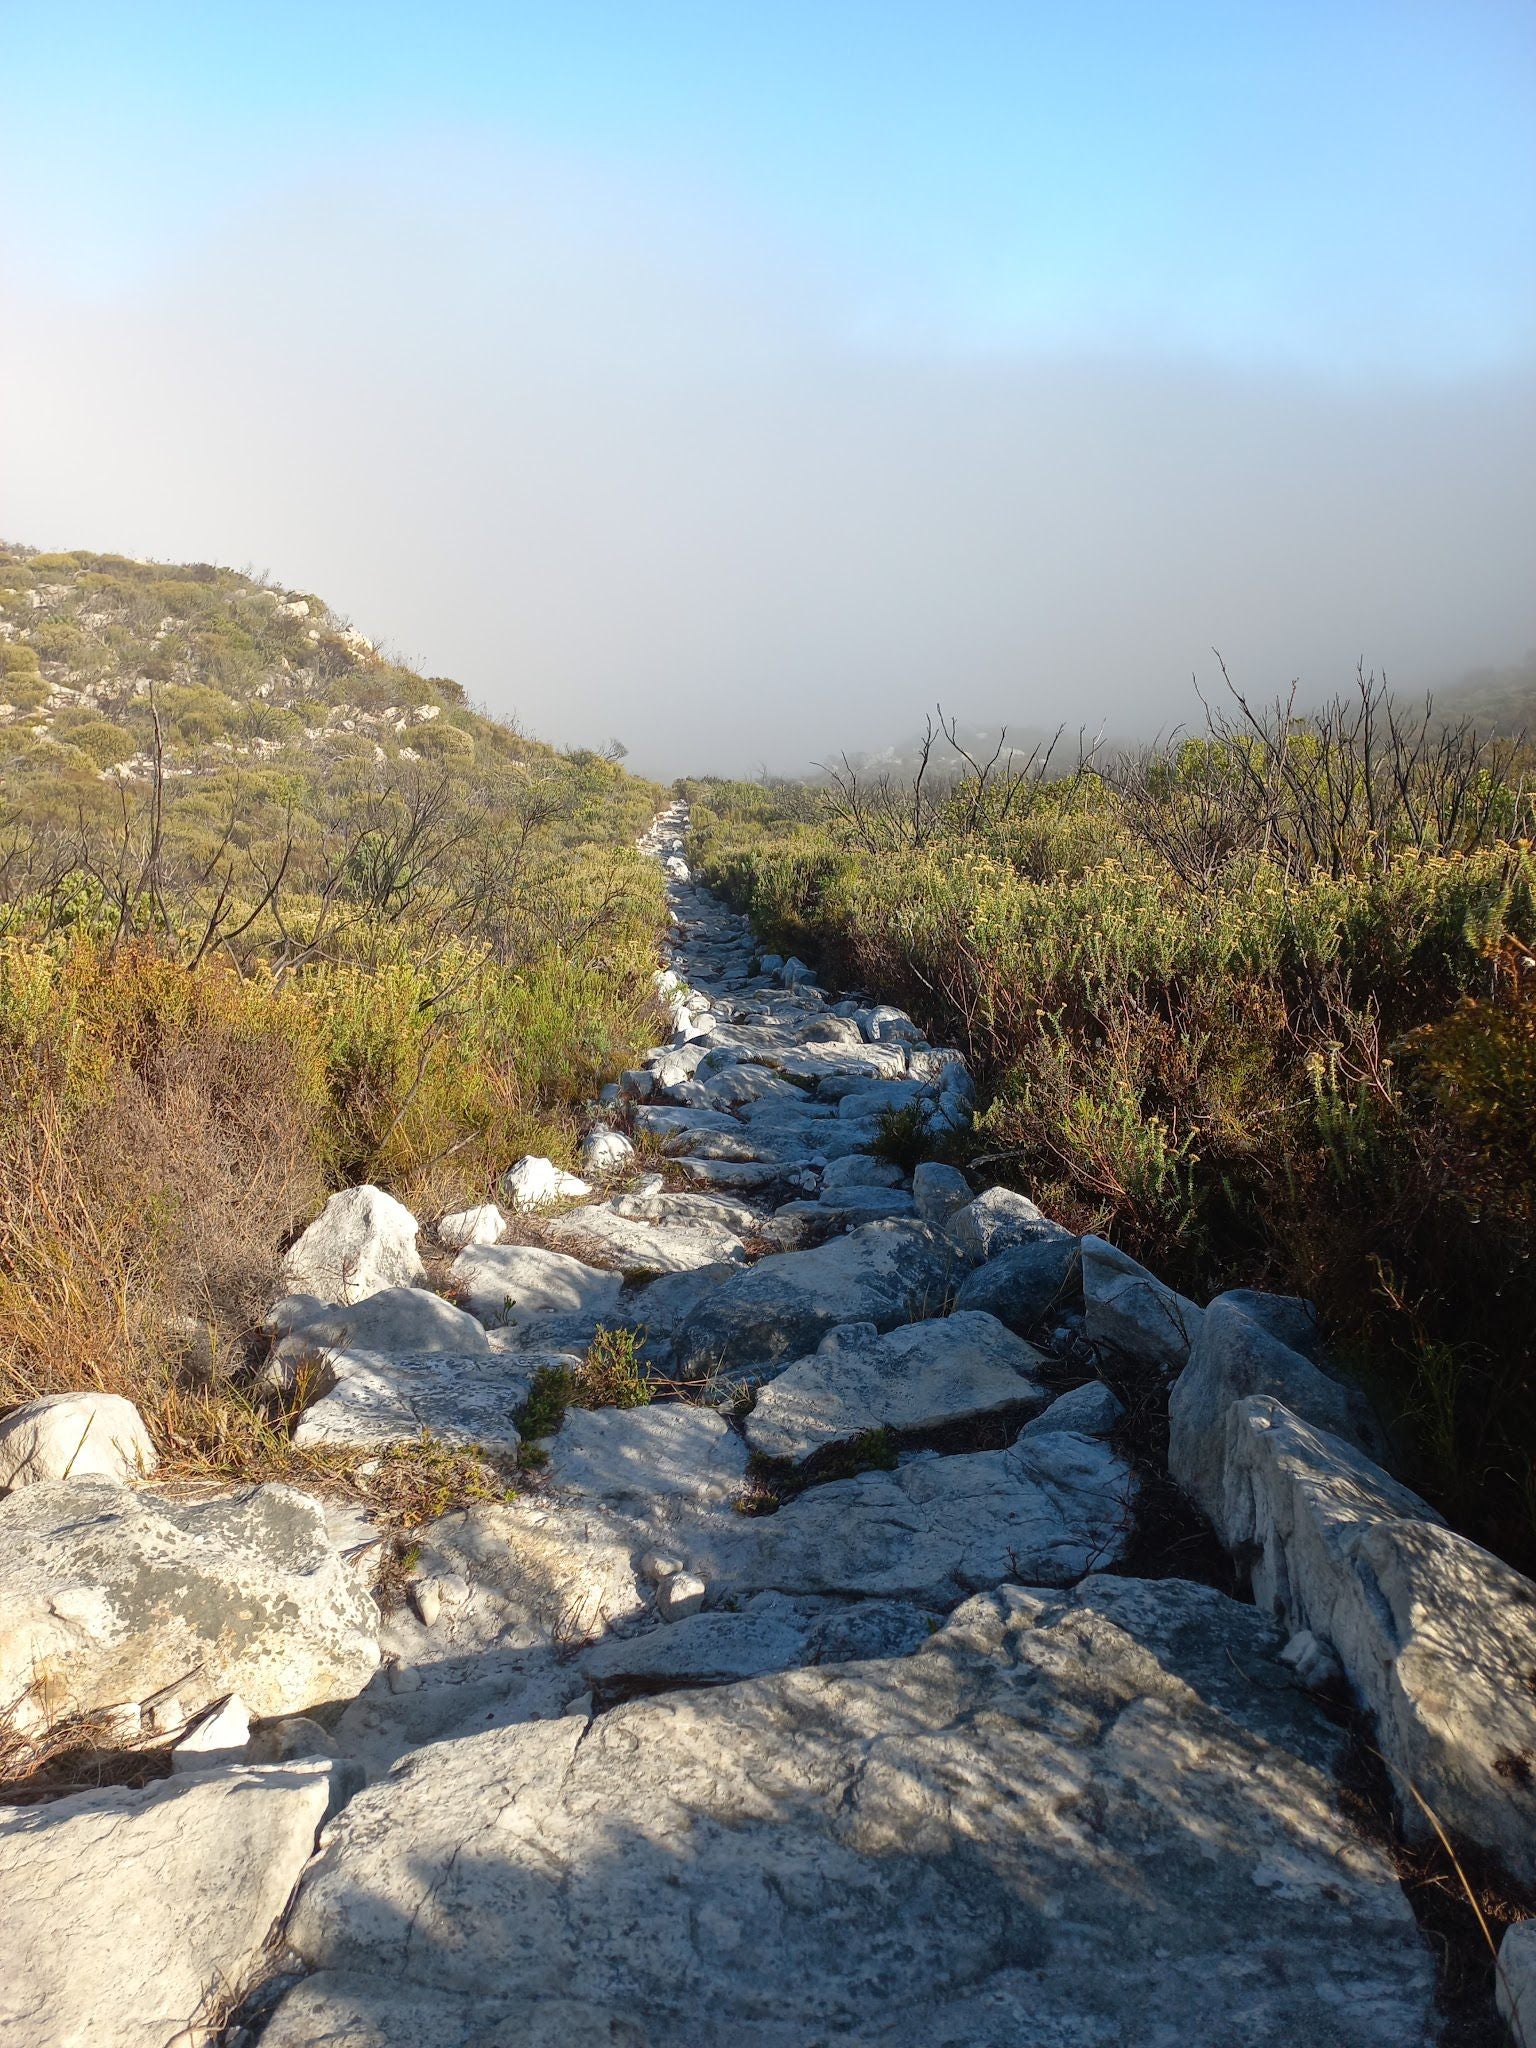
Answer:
451;1241;624;1326
170;1692;252;1773
744;1313;1047;1463
499;1155;592;1211
0;1479;379;1734
674;1220;965;1374
1219;1395;1536;1881
436;1201;505;1249
1169;1290;1385;1525
1080;1234;1203;1372
946;1186;1067;1262
580;1128;636;1175
0;1392;156;1492
282;1184;425;1303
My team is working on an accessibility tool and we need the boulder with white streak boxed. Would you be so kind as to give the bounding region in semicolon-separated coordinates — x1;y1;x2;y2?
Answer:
0;1392;156;1492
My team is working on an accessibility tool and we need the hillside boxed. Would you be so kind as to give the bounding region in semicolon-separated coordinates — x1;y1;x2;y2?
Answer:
0;540;668;1493
1438;650;1536;736
0;541;554;801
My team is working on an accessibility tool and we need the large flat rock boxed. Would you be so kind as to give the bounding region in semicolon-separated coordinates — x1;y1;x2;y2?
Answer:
0;1759;354;2048
293;1346;545;1451
0;1479;379;1732
270;1286;490;1371
451;1243;625;1327
577;1594;932;1693
674;1220;967;1374
713;1421;1137;1603
539;1203;748;1275
546;1403;749;1504
265;1578;1432;2048
744;1312;1047;1462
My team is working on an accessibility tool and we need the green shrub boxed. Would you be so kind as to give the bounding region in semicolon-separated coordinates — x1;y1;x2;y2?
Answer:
690;730;1536;1566
56;719;136;769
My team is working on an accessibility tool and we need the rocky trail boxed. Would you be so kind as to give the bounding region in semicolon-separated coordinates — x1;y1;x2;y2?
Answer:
4;802;1536;2046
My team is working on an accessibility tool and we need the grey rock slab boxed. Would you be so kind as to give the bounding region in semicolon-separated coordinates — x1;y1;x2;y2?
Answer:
672;1066;806;1113
1169;1290;1387;1525
539;1203;748;1274
931;1571;1352;1777
732;1097;837;1132
774;1192;918;1227
271;1285;490;1371
911;1159;971;1226
0;1392;157;1492
954;1235;1082;1336
282;1183;425;1303
267;1578;1431;2048
946;1185;1070;1262
722;1425;1135;1602
1498;1920;1536;2048
389;1497;649;1654
293;1346;539;1452
330;1648;587;1782
0;1479;379;1733
546;1403;750;1504
833;1077;929;1120
0;1759;355;2048
484;1312;607;1356
621;1264;740;1349
673;1157;793;1193
1220;1394;1536;1882
744;1312;1048;1463
813;1119;889;1159
578;1594;932;1693
774;1045;910;1087
451;1242;625;1326
816;1186;916;1218
1081;1233;1204;1372
662;1126;792;1163
610;1189;762;1234
674;1220;966;1374
820;1152;906;1190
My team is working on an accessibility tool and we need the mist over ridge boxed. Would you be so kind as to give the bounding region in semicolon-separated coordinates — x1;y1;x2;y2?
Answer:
3;111;1533;781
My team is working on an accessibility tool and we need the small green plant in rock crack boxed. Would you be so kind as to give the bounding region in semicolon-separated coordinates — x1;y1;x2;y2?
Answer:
738;1427;899;1514
574;1325;653;1408
872;1101;935;1172
513;1326;653;1442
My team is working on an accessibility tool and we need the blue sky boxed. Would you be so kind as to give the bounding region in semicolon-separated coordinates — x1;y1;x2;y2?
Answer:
7;1;1533;373
2;4;1532;768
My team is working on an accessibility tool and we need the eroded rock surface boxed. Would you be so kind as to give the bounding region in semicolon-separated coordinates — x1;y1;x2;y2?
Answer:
0;1479;379;1732
263;1579;1433;2048
743;1311;1047;1462
0;1760;355;2048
